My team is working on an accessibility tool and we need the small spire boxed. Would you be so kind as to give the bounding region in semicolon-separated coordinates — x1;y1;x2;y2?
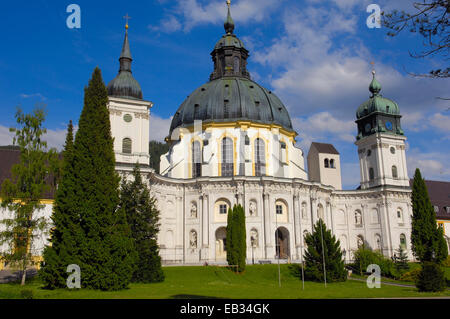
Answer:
369;67;381;96
119;16;132;72
224;0;235;35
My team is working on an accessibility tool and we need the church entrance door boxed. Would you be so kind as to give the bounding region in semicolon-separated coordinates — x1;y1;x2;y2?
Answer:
276;227;290;259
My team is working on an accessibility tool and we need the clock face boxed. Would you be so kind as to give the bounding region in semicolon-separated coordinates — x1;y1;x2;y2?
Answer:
385;121;393;131
365;123;371;133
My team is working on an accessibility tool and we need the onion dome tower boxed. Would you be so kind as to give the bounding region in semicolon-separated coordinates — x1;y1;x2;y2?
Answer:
355;69;409;189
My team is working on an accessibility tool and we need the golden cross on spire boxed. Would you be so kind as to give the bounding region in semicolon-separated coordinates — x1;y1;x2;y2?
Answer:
123;13;131;29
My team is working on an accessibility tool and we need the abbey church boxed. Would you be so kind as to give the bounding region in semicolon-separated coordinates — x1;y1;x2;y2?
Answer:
6;3;444;268
106;4;414;265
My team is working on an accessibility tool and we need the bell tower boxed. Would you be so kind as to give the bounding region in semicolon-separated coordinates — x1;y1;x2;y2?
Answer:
355;70;409;189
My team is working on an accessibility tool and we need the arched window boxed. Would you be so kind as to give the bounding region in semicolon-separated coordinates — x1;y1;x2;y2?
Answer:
330;159;335;168
122;138;132;154
255;138;266;176
400;234;407;250
233;56;240;75
369;168;374;181
392;165;398;179
221;137;234;177
397;208;403;224
375;234;382;251
324;158;329;168
192;141;202;178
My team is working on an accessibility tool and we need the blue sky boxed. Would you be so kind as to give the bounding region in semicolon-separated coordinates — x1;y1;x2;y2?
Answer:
0;0;448;189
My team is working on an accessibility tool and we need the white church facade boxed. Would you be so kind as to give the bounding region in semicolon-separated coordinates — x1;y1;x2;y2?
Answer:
0;4;416;269
107;5;413;265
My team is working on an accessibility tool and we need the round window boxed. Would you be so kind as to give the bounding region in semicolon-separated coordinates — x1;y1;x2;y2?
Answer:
124;114;132;123
390;147;396;154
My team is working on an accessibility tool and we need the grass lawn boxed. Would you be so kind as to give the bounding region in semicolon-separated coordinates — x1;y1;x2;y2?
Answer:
1;264;449;299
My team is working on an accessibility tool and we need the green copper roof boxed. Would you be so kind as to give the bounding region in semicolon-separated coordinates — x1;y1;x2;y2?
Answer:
214;35;245;50
169;77;294;135
356;71;399;119
107;28;143;100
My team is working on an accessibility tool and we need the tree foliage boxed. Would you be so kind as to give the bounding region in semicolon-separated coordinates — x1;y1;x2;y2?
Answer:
226;205;246;273
149;141;169;174
120;164;164;283
0;107;59;285
303;219;347;282
40;68;137;291
416;261;447;292
411;168;448;264
382;1;449;78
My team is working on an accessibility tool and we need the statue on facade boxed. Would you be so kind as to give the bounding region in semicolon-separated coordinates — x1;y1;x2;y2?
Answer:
190;230;197;249
249;201;256;216
190;202;197;218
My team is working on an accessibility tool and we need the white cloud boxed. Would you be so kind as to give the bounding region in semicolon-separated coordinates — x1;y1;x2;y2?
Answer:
20;93;47;101
0;124;68;151
151;0;282;32
428;112;450;133
292;112;355;152
149;114;172;142
407;148;450;181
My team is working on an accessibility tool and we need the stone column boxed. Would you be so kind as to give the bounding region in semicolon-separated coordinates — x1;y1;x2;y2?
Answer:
202;193;209;248
263;192;271;259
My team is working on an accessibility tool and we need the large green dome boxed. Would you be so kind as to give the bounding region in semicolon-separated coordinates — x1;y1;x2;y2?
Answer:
169;4;294;136
169;77;294;135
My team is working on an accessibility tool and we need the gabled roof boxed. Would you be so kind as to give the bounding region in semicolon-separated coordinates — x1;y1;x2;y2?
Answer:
309;142;339;155
410;179;450;220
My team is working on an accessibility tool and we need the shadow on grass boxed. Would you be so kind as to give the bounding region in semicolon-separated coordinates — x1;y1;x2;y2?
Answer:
170;294;224;299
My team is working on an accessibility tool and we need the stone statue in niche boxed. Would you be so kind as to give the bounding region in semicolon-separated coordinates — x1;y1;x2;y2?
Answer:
249;201;256;216
190;230;197;249
355;212;362;225
190;202;197;218
250;229;258;247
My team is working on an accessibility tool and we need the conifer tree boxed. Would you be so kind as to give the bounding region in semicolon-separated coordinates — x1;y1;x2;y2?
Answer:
393;245;409;274
226;207;236;268
226;205;246;273
303;219;347;282
42;68;137;290
120;164;164;283
40;120;80;289
411;168;448;264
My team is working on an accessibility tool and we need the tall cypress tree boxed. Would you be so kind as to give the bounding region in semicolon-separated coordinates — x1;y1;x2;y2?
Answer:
120;164;164;283
226;207;236;268
40;120;80;289
411;168;448;264
74;67;136;290
303;219;347;282
236;205;246;273
42;68;136;290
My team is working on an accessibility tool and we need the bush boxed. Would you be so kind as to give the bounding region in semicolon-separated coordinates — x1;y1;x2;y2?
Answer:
416;262;446;292
288;263;304;279
20;289;34;299
353;248;395;278
399;268;421;282
443;256;450;267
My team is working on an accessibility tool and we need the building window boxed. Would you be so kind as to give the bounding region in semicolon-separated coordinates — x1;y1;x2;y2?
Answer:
276;205;283;215
245;135;250;145
390;147;396;154
122;138;132;154
446;207;450;214
192;141;202;178
233;56;240;75
367;149;371;156
219;204;228;215
255;138;266;176
324;158;329;168
221;137;234;176
369;168;374;181
400;234;407;250
434;206;439;213
330;159;335;168
392;166;398;179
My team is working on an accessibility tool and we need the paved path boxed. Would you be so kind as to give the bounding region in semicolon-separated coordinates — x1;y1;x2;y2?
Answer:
0;269;37;284
349;276;450;290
